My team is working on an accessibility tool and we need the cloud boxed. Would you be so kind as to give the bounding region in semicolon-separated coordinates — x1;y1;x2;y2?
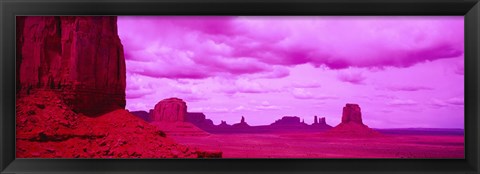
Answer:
430;97;464;108
228;17;463;69
384;85;433;91
236;80;269;93
166;82;210;102
454;62;464;75
119;16;464;81
125;73;155;99
182;94;209;102
375;94;397;99
119;17;465;128
231;101;282;111
262;101;273;105
208;56;271;75
446;97;464;105
127;102;148;111
168;16;240;36
379;109;393;113
255;66;290;79
127;59;212;79
292;88;314;99
190;107;230;113
387;99;418;106
119;17;283;80
431;99;450;108
292;81;322;88
256;105;281;110
232;105;253;112
255;101;282;110
126;88;154;99
337;71;366;84
218;78;281;94
291;88;337;100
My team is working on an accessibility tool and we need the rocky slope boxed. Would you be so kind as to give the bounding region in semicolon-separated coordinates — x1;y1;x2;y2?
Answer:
16;91;221;158
130;110;153;122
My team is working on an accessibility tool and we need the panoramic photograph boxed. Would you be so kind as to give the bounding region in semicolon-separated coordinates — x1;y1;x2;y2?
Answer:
16;16;464;158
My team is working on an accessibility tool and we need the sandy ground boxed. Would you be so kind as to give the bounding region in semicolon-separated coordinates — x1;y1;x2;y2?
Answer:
170;133;464;158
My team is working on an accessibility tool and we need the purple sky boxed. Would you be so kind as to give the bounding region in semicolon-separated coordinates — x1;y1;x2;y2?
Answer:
118;16;464;128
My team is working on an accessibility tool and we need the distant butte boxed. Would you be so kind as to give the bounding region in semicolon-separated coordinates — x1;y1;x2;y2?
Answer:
341;103;363;125
186;112;215;128
270;116;306;126
152;98;187;122
129;101;336;134
325;103;382;137
150;98;209;136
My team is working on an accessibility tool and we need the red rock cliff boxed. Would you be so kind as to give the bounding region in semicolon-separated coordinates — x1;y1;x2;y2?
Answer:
16;16;126;115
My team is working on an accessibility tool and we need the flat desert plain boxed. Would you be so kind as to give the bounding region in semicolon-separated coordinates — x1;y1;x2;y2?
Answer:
171;133;464;158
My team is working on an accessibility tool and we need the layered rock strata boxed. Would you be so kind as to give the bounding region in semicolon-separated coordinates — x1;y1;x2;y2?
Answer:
16;16;126;116
152;98;187;122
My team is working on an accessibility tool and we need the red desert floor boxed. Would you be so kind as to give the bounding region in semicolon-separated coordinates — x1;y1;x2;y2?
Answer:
170;133;464;158
16;91;464;158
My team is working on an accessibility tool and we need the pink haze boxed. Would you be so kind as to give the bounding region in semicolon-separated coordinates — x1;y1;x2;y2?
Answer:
118;16;464;129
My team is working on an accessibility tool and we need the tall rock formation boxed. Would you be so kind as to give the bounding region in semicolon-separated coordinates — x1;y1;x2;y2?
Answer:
319;117;326;124
325;103;381;137
16;16;126;116
232;116;250;128
341;103;363;125
15;16;220;158
152;98;187;122
311;116;329;128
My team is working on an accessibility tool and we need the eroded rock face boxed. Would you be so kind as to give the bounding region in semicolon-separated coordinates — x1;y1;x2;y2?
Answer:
16;16;126;116
152;98;187;122
341;103;363;125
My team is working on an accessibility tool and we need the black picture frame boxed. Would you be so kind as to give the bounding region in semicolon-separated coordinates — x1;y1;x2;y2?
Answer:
1;0;479;173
